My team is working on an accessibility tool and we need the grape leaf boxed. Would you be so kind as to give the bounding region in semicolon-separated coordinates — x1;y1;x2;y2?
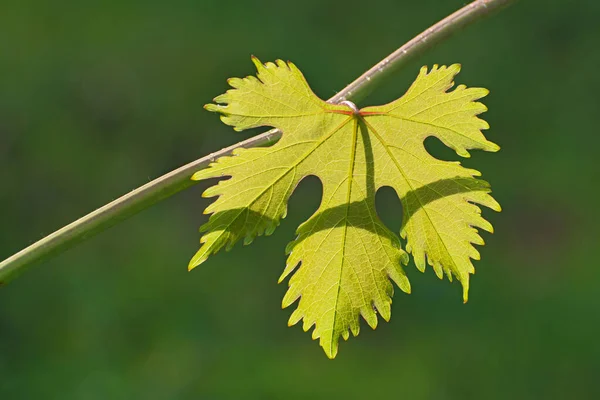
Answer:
190;57;500;358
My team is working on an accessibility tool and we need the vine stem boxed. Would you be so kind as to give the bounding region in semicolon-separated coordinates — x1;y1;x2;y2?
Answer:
0;0;517;283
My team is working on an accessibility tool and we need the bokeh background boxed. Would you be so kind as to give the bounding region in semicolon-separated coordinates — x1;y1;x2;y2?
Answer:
1;0;599;398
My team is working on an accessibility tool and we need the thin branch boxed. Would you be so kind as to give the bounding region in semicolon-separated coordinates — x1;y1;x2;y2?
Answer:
0;0;517;283
335;0;517;104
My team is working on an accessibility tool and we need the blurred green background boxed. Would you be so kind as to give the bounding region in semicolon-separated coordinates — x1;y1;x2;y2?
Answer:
1;0;599;398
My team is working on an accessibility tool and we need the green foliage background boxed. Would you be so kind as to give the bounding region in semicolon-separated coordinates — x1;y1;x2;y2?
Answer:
0;0;598;398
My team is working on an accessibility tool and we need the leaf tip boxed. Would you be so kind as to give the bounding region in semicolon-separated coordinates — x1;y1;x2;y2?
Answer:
457;148;471;158
188;260;200;272
450;63;462;72
204;103;222;113
191;171;205;181
462;281;470;303
488;142;501;152
251;55;263;70
287;309;303;326
323;344;338;359
189;247;211;270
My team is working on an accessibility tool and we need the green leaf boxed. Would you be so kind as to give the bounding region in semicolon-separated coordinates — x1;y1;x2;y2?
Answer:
191;57;500;358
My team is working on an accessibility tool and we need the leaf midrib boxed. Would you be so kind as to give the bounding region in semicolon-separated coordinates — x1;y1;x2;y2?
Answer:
372;113;489;148
329;116;359;357
361;118;456;274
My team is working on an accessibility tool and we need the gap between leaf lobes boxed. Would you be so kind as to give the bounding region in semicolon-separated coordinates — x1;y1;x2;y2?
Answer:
190;57;500;358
